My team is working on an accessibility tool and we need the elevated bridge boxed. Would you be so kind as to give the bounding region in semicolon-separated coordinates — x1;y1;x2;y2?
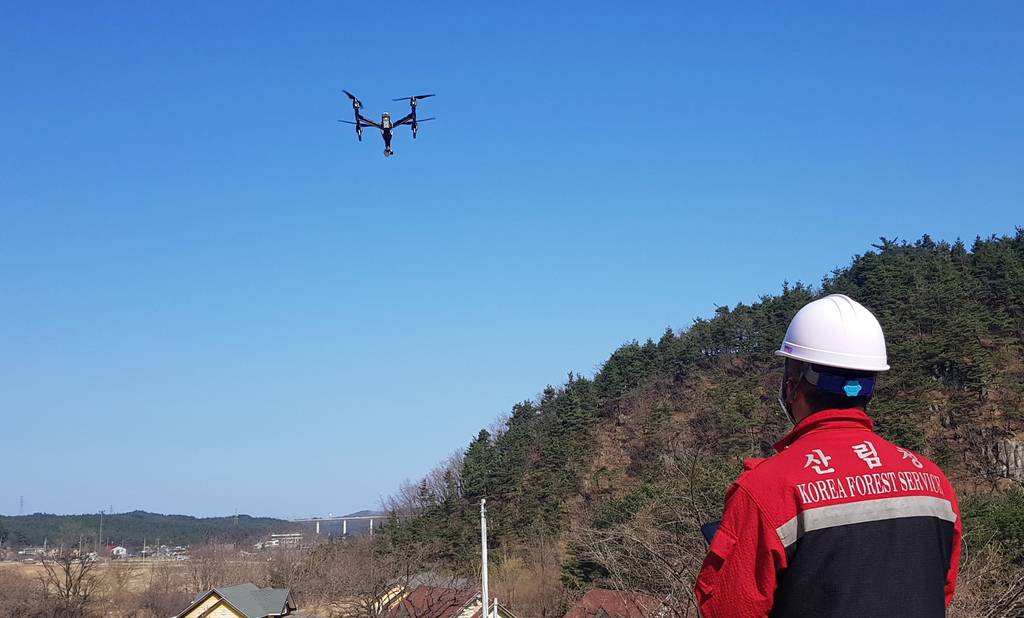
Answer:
291;514;381;536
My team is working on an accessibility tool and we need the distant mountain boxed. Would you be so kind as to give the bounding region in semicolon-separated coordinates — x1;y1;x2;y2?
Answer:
0;510;301;548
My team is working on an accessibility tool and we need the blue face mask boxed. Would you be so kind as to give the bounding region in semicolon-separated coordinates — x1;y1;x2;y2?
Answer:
804;365;876;398
780;363;876;425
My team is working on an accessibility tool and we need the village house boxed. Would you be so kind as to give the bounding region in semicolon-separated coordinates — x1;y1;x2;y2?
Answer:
255;533;304;551
563;589;676;618
387;585;518;618
175;583;310;618
376;573;470;614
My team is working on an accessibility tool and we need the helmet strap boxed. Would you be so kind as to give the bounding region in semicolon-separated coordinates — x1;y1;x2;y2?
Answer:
778;363;805;425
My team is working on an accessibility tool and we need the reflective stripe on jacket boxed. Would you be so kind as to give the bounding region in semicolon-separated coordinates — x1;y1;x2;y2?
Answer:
695;408;961;618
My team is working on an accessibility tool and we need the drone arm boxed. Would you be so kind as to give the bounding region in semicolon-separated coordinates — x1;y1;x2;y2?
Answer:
391;112;416;127
356;113;382;129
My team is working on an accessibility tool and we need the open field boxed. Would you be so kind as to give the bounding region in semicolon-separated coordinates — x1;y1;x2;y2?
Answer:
0;559;182;593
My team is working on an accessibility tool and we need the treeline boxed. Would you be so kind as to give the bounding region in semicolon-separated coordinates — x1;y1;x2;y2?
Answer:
0;539;465;618
379;230;1024;615
0;510;300;548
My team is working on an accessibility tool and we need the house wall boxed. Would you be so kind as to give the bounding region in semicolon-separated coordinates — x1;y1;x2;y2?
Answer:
375;584;407;613
182;595;221;618
181;597;243;618
205;604;244;618
454;600;483;618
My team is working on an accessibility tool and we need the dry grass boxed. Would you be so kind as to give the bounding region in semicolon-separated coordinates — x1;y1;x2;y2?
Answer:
948;543;1024;618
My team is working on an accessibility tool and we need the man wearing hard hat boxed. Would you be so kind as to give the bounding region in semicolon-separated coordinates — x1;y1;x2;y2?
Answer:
695;294;961;617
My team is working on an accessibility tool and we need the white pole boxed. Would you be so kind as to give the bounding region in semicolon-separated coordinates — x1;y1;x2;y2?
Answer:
481;499;489;618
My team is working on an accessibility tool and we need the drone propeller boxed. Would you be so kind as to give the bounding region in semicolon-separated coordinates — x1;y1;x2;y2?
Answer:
342;90;363;108
393;94;435;101
337;120;357;124
415;117;436;122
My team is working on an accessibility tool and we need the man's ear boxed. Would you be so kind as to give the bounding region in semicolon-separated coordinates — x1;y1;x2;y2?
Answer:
782;375;796;404
792;379;810;405
783;360;804;403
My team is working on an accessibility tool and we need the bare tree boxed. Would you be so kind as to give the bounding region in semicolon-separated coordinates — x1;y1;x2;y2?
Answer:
491;538;572;618
384;451;465;519
107;559;139;596
132;561;193;618
266;547;309;593
299;537;405;617
569;449;731;618
40;550;100;617
94;559;140;617
184;544;269;596
291;535;467;618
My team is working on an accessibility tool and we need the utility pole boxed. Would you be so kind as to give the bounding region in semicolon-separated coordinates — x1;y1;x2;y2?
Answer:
481;499;489;618
97;510;105;555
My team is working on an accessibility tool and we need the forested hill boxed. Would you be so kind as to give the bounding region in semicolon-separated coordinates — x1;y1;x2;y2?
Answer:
0;511;299;548
382;231;1024;591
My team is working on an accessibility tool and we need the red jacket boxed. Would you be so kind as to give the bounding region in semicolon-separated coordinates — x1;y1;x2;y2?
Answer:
695;409;961;618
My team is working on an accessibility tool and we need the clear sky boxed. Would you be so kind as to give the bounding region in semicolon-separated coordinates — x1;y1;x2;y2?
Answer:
1;2;1021;518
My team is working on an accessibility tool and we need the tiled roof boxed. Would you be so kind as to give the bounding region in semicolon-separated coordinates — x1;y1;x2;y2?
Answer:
218;584;269;617
251;588;292;614
180;583;295;618
563;589;664;618
388;585;477;618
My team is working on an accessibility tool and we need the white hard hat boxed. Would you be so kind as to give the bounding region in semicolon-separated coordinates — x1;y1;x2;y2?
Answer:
775;294;889;372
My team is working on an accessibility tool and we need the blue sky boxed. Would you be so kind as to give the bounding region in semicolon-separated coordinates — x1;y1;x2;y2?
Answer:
1;2;1021;518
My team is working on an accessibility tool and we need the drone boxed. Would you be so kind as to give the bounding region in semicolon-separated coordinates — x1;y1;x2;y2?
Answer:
338;90;435;157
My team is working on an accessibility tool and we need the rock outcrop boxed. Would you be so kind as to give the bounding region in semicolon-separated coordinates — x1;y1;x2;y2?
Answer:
991;436;1024;482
